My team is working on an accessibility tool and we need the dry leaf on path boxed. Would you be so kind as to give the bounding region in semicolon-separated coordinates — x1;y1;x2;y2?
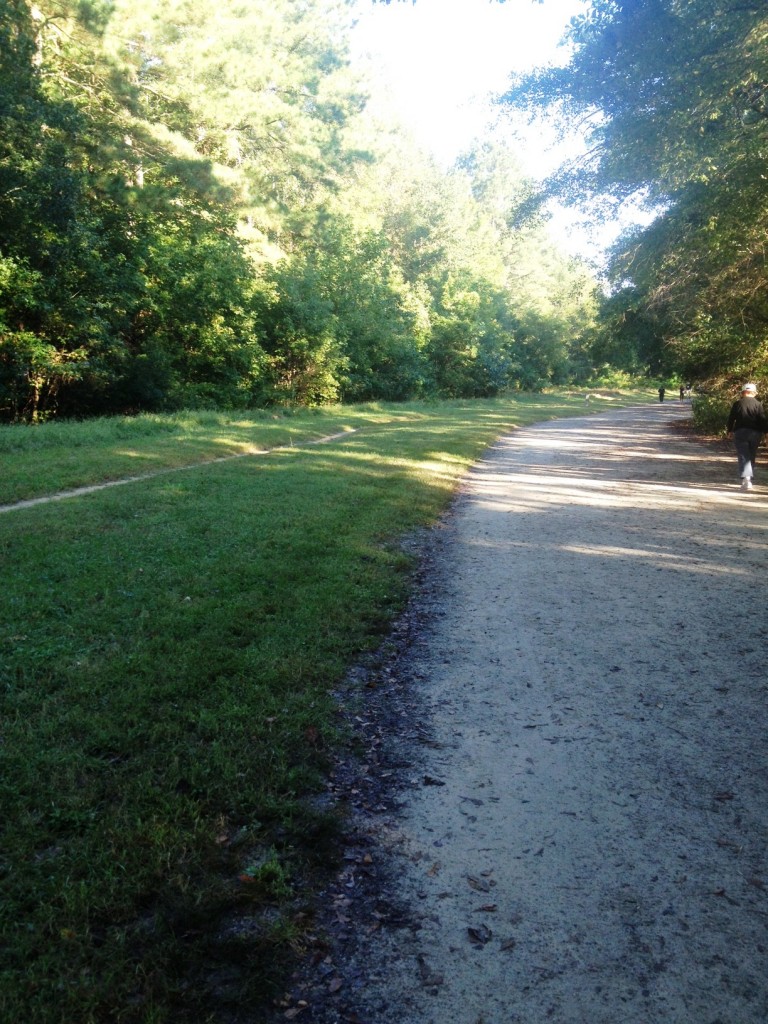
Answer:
423;775;445;786
417;955;445;987
467;924;493;945
284;1004;308;1020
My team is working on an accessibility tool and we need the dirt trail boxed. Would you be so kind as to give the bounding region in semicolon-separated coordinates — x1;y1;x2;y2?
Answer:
308;403;768;1024
0;428;355;515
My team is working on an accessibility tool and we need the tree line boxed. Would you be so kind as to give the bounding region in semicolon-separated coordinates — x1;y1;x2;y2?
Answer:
506;0;768;390
0;0;597;422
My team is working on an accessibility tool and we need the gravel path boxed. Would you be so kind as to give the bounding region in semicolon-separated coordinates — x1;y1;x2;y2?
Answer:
315;402;768;1024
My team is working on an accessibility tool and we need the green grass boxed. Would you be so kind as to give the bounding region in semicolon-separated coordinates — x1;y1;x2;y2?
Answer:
0;407;358;506
0;390;651;1022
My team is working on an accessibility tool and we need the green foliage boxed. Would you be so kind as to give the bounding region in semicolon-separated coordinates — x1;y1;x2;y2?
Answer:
609;179;768;387
0;330;87;422
505;0;768;389
0;0;359;418
254;257;346;405
587;366;645;390
509;0;768;205
0;0;599;421
691;393;732;436
587;287;669;377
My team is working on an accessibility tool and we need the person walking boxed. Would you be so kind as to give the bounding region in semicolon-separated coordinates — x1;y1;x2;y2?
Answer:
726;382;767;491
658;386;665;403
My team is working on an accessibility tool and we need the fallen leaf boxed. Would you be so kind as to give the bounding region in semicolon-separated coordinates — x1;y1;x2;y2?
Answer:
467;924;493;945
423;775;445;786
417;955;444;987
467;875;491;893
284;1006;308;1020
328;976;343;993
304;726;322;747
474;904;497;912
500;938;517;952
426;862;441;877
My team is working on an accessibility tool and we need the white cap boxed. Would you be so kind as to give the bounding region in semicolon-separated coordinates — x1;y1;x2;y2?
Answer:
742;383;757;393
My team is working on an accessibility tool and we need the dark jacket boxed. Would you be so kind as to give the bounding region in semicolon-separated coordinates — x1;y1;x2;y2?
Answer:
727;396;768;433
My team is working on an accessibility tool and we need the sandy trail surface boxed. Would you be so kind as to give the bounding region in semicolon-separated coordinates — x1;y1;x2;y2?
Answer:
308;402;768;1024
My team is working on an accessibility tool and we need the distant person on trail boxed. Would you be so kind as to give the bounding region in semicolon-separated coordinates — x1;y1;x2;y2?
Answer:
658;386;665;403
726;382;767;491
680;385;685;400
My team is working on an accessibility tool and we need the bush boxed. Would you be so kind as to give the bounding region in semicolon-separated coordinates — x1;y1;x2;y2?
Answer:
587;367;642;389
692;394;730;435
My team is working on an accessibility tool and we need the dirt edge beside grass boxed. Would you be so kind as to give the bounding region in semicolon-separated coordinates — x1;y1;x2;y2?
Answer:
268;403;768;1024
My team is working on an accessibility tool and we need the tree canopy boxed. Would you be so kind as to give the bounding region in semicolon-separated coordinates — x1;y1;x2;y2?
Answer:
0;0;596;421
505;0;768;387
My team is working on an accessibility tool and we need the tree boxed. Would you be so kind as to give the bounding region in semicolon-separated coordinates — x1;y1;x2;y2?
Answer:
507;0;768;203
1;0;367;418
587;286;668;377
1;0;599;419
504;0;768;387
107;0;368;252
0;0;101;419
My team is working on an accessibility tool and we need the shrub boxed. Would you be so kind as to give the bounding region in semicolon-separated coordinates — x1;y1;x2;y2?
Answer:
692;394;730;435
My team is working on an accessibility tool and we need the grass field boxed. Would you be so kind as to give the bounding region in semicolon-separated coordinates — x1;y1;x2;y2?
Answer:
0;390;654;1022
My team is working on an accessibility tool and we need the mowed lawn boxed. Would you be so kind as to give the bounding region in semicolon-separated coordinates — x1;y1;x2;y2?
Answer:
0;392;651;1022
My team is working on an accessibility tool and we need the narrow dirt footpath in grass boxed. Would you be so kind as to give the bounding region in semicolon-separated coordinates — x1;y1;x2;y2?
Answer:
0;429;355;514
301;403;768;1024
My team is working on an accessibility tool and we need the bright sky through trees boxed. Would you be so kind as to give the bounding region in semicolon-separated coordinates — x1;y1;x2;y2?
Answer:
350;0;657;262
350;0;586;171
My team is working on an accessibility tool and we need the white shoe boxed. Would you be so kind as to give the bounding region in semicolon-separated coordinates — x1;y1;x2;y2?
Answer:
741;478;753;490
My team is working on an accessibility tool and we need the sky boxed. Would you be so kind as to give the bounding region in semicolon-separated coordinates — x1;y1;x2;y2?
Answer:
349;0;655;263
350;0;587;172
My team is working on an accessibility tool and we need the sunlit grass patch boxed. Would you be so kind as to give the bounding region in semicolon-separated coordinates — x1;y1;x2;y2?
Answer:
0;391;657;507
